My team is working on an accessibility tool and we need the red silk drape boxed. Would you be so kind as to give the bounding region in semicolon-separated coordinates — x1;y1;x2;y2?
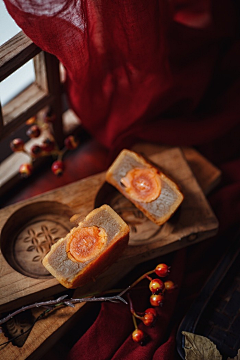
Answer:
3;0;240;160
3;1;240;359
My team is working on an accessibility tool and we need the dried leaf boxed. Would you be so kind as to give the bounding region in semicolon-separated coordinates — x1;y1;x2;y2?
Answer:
228;349;240;360
182;331;222;360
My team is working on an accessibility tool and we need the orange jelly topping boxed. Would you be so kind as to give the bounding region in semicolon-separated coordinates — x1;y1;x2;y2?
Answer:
121;167;161;203
67;226;107;262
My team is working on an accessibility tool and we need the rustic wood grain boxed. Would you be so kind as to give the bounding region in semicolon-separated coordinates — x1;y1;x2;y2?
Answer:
2;83;53;138
0;146;220;359
0;31;40;82
44;52;64;147
34;53;48;93
0;31;64;145
132;143;221;195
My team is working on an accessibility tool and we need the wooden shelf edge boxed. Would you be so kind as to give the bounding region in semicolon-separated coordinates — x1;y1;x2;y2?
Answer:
0;31;40;82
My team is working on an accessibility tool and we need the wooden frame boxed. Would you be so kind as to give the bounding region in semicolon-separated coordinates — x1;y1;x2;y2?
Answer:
0;31;64;146
0;31;75;199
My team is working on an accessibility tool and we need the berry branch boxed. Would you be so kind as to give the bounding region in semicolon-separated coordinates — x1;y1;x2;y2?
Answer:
0;263;176;347
10;108;79;177
127;263;176;345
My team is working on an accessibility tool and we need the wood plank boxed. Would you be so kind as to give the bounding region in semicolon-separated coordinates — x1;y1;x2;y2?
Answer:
0;103;3;133
0;32;40;82
132;143;221;195
2;83;50;126
34;53;48;93
0;127;52;194
1;84;53;139
44;52;64;147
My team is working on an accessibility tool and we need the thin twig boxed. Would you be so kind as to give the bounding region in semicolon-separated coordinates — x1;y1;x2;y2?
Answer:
0;270;154;327
0;291;128;326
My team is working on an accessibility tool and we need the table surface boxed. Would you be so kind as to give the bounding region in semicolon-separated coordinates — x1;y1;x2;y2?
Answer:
0;145;221;360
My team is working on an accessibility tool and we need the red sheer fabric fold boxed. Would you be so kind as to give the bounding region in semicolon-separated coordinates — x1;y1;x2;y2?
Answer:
3;0;240;159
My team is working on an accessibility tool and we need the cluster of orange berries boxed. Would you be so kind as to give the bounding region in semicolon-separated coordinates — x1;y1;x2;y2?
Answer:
130;263;176;345
10;110;79;177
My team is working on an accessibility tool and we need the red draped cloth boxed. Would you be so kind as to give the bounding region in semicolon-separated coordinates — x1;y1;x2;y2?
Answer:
3;0;240;359
3;0;240;158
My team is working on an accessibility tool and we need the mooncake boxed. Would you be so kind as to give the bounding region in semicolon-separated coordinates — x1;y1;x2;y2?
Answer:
42;205;129;288
105;149;184;226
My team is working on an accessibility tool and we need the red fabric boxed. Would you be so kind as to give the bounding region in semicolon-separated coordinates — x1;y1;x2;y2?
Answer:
3;1;240;359
3;0;240;160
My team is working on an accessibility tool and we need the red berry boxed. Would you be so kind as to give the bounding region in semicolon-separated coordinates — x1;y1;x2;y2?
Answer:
64;135;79;150
19;163;33;177
10;138;25;152
143;308;157;326
143;313;155;326
26;125;41;138
150;294;164;307
149;278;165;294
164;280;176;292
26;116;37;125
155;263;170;277
51;160;64;176
132;329;144;343
44;109;56;123
42;138;55;152
44;114;56;123
144;308;157;316
30;145;42;157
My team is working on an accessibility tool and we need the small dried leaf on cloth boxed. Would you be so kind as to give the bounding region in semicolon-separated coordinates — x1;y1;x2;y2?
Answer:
182;331;222;360
228;349;240;360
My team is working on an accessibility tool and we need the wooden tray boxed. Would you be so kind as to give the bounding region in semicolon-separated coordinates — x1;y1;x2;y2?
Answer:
0;147;220;359
0;147;219;311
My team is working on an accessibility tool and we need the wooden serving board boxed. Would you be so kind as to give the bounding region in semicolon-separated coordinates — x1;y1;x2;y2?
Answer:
0;146;220;359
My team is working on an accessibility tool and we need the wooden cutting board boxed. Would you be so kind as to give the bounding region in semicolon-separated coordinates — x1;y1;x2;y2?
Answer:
0;146;220;359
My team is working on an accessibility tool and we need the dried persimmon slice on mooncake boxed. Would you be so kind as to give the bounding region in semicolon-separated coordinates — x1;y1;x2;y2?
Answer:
106;149;184;226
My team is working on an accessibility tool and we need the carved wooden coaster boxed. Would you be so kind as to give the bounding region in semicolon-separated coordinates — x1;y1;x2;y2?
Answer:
1;201;73;280
13;215;71;278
